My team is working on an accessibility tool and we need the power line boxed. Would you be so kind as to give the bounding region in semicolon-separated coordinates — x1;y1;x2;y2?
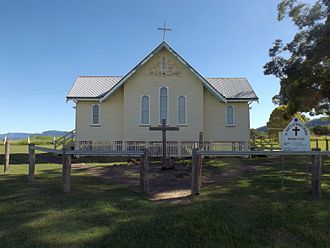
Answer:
0;90;67;97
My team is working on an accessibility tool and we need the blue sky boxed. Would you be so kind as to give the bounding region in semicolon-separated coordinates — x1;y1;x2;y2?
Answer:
0;0;300;133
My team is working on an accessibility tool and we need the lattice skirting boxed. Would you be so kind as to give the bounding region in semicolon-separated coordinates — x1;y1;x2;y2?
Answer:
74;141;250;158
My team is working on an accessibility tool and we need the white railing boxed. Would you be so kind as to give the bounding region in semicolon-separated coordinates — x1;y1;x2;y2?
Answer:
74;140;250;157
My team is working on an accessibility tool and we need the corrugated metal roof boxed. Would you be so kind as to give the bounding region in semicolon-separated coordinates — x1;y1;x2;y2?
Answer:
67;76;258;101
67;76;122;98
206;78;258;100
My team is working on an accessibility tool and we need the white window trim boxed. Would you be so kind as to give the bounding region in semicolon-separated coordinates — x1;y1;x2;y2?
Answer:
91;104;101;126
226;105;235;127
177;95;187;126
140;95;150;126
159;86;169;125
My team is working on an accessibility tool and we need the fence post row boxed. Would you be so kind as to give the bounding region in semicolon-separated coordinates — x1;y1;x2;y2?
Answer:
140;148;149;195
62;148;72;193
191;148;202;195
3;139;10;173
28;143;36;181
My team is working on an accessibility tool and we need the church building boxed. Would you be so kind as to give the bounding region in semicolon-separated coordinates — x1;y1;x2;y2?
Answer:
66;42;258;157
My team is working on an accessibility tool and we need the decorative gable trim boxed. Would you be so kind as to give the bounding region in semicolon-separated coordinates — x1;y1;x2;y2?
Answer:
100;42;227;103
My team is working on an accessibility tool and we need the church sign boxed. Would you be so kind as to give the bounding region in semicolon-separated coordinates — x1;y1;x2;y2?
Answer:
282;117;310;151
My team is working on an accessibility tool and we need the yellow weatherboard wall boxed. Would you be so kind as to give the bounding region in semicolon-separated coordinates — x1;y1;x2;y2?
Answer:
203;89;250;142
123;48;204;141
74;47;251;143
75;88;124;141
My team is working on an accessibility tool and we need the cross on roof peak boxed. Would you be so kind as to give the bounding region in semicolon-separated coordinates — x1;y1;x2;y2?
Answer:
158;22;172;42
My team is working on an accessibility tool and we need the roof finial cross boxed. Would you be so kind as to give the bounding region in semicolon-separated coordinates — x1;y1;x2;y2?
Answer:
158;22;172;42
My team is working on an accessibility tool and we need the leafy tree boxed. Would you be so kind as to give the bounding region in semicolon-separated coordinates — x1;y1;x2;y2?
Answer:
264;0;330;116
250;128;268;139
312;125;330;135
267;105;291;137
267;105;307;137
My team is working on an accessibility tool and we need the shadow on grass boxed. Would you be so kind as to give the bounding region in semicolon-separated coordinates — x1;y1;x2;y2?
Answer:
0;153;139;166
0;156;330;247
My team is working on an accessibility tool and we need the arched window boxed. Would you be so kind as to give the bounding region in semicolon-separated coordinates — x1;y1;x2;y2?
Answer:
141;95;150;125
159;87;168;123
177;95;187;125
226;105;234;126
92;104;100;125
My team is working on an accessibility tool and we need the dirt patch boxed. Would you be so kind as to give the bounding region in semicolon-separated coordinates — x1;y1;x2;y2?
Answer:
72;159;259;202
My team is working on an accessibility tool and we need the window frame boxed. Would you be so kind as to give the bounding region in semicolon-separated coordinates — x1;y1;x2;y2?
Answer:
91;104;101;126
159;86;169;125
226;105;235;127
140;95;150;126
177;95;187;126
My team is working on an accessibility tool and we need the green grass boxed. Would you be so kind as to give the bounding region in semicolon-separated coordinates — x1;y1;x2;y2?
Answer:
0;145;330;247
254;135;330;151
8;136;55;145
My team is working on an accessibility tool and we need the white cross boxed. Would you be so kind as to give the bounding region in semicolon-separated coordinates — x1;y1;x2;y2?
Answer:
158;22;172;42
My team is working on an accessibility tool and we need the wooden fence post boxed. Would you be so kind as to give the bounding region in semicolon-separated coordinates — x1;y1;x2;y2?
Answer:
28;143;36;181
4;139;10;173
53;137;56;150
316;138;319;149
326;139;329;151
140;148;149;195
281;155;285;189
191;148;202;195
305;156;309;191
311;148;322;197
62;149;72;193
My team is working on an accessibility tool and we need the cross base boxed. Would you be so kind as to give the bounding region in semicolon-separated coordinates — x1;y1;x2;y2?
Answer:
161;158;175;170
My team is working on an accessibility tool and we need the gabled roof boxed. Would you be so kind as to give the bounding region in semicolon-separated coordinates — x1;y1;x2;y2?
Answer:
206;78;258;100
67;76;121;99
99;42;227;102
66;42;258;102
67;76;258;101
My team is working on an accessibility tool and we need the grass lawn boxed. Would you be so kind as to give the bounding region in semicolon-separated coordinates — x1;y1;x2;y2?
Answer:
0;145;330;247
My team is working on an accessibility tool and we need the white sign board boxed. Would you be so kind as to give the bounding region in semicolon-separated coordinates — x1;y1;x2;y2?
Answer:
282;117;310;151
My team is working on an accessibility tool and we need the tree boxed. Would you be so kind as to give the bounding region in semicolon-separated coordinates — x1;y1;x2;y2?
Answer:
267;105;291;137
312;125;330;135
264;0;330;116
267;105;307;137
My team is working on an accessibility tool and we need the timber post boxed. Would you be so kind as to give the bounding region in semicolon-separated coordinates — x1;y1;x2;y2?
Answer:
62;148;72;193
316;138;319;149
311;148;322;197
191;148;202;195
305;156;309;191
281;155;285;189
326;139;329;151
140;148;149;195
4;138;10;173
28;143;36;181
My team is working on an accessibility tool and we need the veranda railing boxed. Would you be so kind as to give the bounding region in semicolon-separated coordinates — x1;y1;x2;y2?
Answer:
74;140;250;157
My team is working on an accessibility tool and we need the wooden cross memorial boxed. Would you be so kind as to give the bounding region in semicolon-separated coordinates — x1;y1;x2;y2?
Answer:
150;119;179;169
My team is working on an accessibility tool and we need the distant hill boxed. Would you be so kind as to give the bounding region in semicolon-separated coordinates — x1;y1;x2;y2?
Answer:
255;117;330;133
305;117;330;128
0;130;68;140
256;126;268;132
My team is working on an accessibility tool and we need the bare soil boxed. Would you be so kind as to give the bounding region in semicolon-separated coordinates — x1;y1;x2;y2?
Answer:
72;159;260;201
